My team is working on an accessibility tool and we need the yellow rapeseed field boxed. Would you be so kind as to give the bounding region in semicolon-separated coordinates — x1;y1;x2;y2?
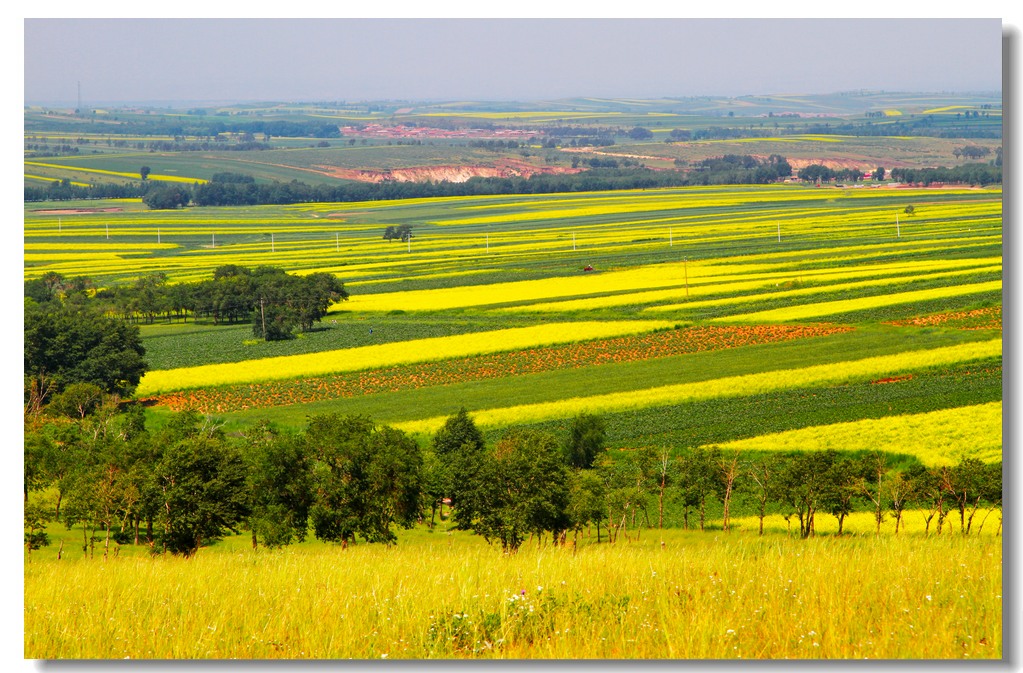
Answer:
717;402;1002;466
713;280;1002;323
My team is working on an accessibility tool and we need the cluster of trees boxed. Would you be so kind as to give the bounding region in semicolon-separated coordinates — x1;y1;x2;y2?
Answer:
382;224;414;242
25;405;1002;559
27;116;343;141
187;168;691;207
467;140;522;150
797;115;1000;139
889;163;1002;186
25;266;348;341
540;125;616;147
25;178;152;203
24;304;148;415
683;154;793;185
953;145;992;161
796;164;886;183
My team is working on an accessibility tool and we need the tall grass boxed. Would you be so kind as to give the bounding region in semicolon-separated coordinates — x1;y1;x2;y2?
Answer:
24;530;1000;659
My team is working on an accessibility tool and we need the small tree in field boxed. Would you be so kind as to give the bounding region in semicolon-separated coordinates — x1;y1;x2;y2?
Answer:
563;413;606;469
24;501;53;561
154;434;250;556
468;429;570;552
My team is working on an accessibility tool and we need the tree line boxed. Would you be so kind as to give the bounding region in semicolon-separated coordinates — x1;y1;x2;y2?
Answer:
677;154;793;185
26;265;348;339
888;163;1003;186
26;116;343;141
25;404;1003;560
170;155;801;209
796;162;1002;187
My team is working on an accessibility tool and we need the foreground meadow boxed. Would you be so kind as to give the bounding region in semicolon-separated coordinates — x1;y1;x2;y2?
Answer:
24;528;1000;660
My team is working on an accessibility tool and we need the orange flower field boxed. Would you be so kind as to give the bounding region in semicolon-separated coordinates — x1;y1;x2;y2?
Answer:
151;323;853;413
885;305;1002;330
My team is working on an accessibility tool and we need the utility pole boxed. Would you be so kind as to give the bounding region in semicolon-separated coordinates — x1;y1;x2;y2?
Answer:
259;297;266;338
212;233;216;249
105;222;109;240
777;222;781;243
573;232;576;251
271;233;275;253
896;213;901;239
669;227;673;247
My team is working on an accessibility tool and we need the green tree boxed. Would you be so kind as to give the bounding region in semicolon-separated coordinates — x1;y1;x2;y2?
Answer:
24;500;53;561
432;408;486;530
942;458;988;535
777;450;839;538
466;429;570;552
676;448;718;532
142;185;190;209
566;469;606;543
306;414;422;545
745;454;781;536
242;421;313;549
563;413;606;469
857;452;889;534
154;432;250;556
140;166;151;181
824;456;860;536
45;382;105;419
25;306;147;403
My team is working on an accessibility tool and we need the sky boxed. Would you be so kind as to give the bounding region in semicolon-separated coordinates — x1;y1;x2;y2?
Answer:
23;18;1005;105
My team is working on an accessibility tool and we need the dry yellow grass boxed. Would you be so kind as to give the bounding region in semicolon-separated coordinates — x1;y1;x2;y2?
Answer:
24;530;1000;659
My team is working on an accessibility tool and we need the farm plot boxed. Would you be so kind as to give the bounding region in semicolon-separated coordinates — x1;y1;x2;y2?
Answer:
23;185;1001;288
715;401;1002;466
380;338;1002;434
150;324;852;413
135;320;675;395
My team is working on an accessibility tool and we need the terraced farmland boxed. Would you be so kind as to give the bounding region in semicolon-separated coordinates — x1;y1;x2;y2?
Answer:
23;182;1001;466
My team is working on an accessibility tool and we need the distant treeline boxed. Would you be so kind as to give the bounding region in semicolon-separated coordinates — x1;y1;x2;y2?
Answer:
25;179;151;202
798;115;1001;139
189;157;793;207
24;155;1003;207
25;116;343;140
888;163;1003;186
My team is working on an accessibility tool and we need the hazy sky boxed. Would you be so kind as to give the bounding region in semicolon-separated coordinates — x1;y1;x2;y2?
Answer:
24;18;1004;105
